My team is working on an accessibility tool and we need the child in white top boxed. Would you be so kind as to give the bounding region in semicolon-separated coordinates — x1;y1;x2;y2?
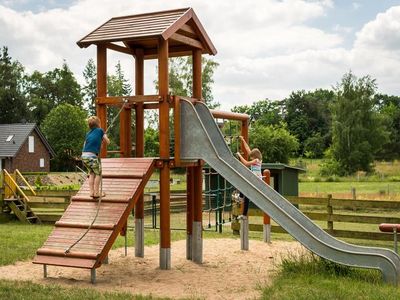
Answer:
236;136;263;218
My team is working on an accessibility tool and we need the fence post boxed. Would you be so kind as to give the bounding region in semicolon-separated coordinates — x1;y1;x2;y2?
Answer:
263;169;271;243
327;194;333;233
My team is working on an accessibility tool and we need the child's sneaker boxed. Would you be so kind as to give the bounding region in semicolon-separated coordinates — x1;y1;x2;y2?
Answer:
237;215;247;220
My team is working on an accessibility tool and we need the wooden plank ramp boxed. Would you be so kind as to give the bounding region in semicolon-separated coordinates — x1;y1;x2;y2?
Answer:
32;158;155;281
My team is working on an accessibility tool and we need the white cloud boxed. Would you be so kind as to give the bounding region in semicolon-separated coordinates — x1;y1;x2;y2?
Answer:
0;1;399;111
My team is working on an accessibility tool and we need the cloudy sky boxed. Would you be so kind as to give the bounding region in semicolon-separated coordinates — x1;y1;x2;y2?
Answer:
1;0;399;110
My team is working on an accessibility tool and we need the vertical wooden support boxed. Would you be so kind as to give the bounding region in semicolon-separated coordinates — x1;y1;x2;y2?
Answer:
192;49;203;263
241;119;249;160
158;38;171;269
263;169;271;243
120;106;131;158
135;48;145;258
96;44;107;158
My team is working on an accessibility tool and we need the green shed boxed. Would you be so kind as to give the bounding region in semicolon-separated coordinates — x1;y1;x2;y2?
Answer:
263;163;305;197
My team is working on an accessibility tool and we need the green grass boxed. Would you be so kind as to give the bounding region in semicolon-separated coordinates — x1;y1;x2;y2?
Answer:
0;280;173;300
0;222;53;266
262;253;400;300
299;181;400;198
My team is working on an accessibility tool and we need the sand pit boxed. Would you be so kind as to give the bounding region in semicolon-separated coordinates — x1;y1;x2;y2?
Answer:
0;238;304;299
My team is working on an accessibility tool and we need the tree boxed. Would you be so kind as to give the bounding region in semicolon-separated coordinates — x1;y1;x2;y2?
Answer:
82;58;97;116
106;61;134;148
41;104;87;171
0;46;29;123
249;122;299;163
284;89;334;157
330;72;389;174
374;94;400;160
155;56;220;108
232;99;285;126
26;61;83;124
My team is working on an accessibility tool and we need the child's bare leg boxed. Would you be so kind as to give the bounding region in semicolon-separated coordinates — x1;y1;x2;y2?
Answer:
94;175;101;197
88;172;95;197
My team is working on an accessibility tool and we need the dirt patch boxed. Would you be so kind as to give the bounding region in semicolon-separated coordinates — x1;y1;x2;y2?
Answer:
0;239;304;300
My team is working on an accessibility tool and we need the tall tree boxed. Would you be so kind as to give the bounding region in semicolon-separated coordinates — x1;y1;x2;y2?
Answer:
106;61;133;148
232;99;285;126
331;72;388;174
284;89;334;157
249;121;299;164
41;104;87;171
82;58;97;116
26;61;83;124
0;46;29;123
374;94;400;160
155;56;219;108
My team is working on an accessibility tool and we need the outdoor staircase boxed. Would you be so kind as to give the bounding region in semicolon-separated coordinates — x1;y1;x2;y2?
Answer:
4;197;41;224
2;169;41;224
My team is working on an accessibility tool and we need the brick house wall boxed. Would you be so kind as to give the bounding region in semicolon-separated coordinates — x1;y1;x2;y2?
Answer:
8;130;51;172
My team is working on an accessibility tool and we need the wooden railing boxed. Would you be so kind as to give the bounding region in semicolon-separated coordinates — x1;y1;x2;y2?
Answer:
232;195;400;241
3;169;32;209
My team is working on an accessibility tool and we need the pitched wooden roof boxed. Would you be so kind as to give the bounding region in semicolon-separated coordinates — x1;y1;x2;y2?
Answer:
77;8;217;58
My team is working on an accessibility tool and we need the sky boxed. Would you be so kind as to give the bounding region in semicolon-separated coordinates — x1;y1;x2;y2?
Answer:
1;0;400;110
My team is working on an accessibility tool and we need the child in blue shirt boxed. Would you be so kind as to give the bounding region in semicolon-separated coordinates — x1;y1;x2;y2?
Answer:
82;116;110;198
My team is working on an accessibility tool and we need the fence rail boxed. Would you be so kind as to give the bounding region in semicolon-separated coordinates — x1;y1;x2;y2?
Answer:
232;195;400;241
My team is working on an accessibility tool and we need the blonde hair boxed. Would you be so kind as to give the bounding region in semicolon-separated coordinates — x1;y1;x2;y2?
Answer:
250;148;262;161
87;116;100;129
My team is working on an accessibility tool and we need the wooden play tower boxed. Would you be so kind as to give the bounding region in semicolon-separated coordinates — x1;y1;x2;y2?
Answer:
76;7;249;269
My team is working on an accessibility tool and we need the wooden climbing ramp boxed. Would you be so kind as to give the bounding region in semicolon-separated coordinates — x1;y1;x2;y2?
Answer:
33;158;155;281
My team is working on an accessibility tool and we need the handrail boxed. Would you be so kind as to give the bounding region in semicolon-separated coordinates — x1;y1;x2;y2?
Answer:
3;169;30;203
15;169;36;196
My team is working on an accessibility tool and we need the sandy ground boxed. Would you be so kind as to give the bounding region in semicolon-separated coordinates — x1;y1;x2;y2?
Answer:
0;239;304;300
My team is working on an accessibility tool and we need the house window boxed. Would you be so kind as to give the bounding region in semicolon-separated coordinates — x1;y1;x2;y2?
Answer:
6;135;14;142
29;136;34;153
40;158;45;168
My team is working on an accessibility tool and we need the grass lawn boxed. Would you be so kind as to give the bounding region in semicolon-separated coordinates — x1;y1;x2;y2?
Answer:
262;253;400;300
1;219;400;299
0;280;166;300
299;181;400;199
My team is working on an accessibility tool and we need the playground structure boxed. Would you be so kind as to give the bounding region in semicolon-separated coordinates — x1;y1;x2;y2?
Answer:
32;8;400;284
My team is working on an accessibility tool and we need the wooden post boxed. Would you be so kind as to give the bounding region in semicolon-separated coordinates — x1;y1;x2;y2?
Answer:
158;38;170;269
96;44;107;158
192;49;203;263
135;48;145;258
327;194;333;233
263;169;271;243
241;120;249;160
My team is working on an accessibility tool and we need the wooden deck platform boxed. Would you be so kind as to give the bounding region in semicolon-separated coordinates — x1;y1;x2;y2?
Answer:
33;158;155;271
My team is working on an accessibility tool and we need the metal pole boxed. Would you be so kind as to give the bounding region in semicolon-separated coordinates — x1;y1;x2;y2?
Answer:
43;264;47;278
90;268;96;284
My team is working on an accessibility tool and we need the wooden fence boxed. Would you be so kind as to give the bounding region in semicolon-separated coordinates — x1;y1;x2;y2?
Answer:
231;195;400;241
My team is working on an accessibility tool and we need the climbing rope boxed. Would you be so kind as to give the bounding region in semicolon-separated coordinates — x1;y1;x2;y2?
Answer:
65;100;128;254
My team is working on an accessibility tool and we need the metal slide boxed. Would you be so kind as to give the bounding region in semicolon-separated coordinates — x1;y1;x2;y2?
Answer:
179;98;400;284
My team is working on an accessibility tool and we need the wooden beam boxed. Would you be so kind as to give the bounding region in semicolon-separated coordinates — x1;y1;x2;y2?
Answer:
96;95;161;105
179;24;197;37
106;43;135;56
158;37;171;265
170;33;203;49
135;48;145;221
96;44;107;158
143;45;193;60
